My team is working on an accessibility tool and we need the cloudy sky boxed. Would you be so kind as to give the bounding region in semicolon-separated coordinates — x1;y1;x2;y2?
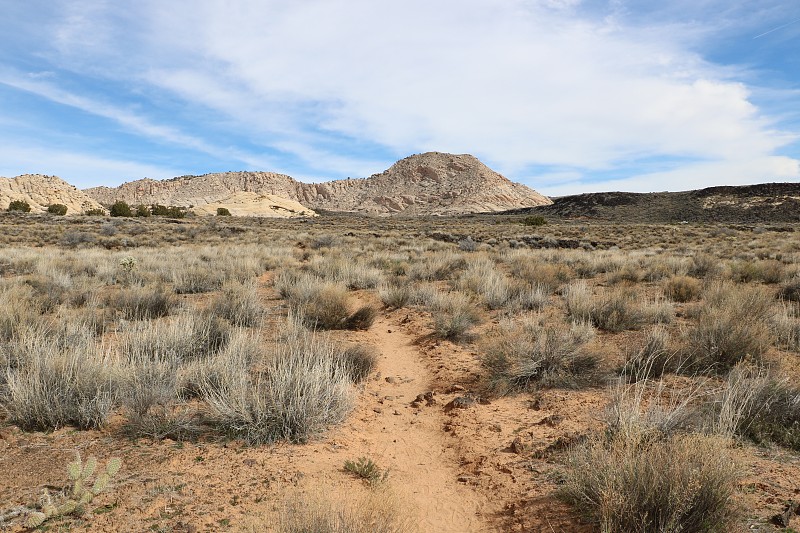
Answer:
1;0;798;195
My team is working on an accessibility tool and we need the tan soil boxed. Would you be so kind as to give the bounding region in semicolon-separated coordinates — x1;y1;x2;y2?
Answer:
2;285;800;532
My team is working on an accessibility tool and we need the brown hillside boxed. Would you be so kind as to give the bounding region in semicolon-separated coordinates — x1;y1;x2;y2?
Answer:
505;182;800;223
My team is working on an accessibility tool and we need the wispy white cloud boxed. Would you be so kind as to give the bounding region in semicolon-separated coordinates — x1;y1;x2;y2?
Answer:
0;144;182;187
541;155;800;196
0;70;279;170
2;0;798;191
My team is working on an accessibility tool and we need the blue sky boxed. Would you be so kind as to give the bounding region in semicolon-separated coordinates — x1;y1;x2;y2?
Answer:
0;0;798;195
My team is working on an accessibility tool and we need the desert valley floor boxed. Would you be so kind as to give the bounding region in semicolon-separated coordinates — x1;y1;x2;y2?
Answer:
1;212;799;532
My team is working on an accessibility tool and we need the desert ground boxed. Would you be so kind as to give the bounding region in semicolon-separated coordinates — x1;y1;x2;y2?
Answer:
1;211;799;532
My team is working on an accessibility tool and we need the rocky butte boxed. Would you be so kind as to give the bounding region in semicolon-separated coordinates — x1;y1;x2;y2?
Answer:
84;152;552;215
0;174;104;214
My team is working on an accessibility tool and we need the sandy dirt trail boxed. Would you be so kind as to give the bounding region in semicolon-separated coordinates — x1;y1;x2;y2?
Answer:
357;314;491;532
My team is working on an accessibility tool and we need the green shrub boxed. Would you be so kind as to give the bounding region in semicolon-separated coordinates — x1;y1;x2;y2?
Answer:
344;457;389;486
216;207;232;216
109;201;132;217
47;203;68;215
151;204;186;218
522;215;547;226
7;199;31;212
84;208;106;216
135;204;151;217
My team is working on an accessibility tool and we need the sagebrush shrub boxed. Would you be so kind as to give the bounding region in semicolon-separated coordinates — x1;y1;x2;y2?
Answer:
430;292;481;340
683;282;775;372
3;337;117;430
210;280;264;327
112;285;177;320
47;204;67;215
663;275;701;302
481;318;598;393
201;321;354;444
563;433;737;533
7;199;31;212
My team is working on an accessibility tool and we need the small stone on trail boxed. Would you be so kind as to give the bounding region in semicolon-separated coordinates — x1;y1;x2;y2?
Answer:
373;407;383;414
385;377;397;384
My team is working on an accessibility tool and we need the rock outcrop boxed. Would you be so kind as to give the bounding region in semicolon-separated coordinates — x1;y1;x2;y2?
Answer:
191;192;316;218
1;174;104;214
85;152;552;215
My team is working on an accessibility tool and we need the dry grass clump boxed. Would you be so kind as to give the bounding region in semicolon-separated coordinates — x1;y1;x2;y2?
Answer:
779;276;800;302
563;377;738;532
429;292;482;341
276;489;410;533
118;348;202;440
456;256;512;309
622;327;676;380
377;282;412;309
562;433;737;533
730;259;785;284
772;303;800;352
308;254;384;290
172;264;225;294
683;282;775;372
688;252;720;278
407;251;467;281
716;366;800;450
283;273;376;331
565;282;652;332
210;280;264;327
118;312;231;361
481;317;599;393
340;345;379;383
663;275;702;302
504;250;574;292
201;319;356;444
2;335;117;430
112;285;177;320
0;284;41;341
